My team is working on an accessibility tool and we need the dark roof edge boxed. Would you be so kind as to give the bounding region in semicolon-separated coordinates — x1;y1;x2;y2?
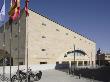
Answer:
29;8;96;43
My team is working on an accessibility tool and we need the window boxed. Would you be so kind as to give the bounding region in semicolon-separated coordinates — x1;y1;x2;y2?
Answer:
15;48;17;51
56;62;59;64
74;36;76;38
78;61;83;66
42;23;46;26
41;49;46;51
15;34;18;38
66;33;68;35
84;61;88;66
56;29;60;32
42;36;46;38
40;62;47;64
19;62;23;65
71;61;77;65
92;61;94;65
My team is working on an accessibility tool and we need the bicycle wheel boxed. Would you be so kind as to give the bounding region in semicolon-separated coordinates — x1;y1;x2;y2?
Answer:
34;74;39;81
11;75;17;82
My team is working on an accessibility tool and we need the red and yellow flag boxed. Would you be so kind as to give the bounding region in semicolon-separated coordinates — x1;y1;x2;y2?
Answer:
25;0;29;16
9;0;20;21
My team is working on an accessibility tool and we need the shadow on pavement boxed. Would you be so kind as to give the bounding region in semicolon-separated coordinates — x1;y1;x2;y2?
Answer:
55;63;110;82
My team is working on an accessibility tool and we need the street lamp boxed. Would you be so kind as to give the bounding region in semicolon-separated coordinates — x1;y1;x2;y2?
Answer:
64;45;87;75
64;45;76;75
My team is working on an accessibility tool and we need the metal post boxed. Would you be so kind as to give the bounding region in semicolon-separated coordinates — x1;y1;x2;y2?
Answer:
91;52;92;67
18;19;20;82
9;19;12;82
3;11;6;82
26;15;29;82
99;54;100;66
97;48;101;66
69;61;71;74
73;44;75;75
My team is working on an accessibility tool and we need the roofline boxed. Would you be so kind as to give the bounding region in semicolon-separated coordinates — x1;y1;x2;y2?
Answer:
0;8;96;43
29;8;96;43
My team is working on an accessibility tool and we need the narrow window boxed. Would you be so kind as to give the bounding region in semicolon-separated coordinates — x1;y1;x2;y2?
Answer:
56;29;60;32
42;23;46;26
15;48;17;51
42;36;46;38
66;33;68;35
40;62;47;64
41;49;46;51
19;62;23;65
15;34;18;38
74;36;76;38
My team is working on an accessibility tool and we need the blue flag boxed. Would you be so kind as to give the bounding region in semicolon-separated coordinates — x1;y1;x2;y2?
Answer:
0;0;5;22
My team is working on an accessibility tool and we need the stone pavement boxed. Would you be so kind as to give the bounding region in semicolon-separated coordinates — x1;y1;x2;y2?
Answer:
37;70;102;82
0;70;102;82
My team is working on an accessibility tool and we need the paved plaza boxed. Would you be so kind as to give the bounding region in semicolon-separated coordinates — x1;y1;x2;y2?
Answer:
0;69;102;82
37;70;101;82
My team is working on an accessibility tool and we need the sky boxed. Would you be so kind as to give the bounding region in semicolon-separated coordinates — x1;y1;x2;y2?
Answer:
0;0;110;52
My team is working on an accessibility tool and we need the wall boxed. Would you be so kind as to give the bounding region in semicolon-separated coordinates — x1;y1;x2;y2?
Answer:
0;10;26;65
0;9;96;66
27;9;96;66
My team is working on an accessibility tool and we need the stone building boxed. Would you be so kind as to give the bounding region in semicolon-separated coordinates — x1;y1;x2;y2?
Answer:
0;9;96;66
96;52;110;66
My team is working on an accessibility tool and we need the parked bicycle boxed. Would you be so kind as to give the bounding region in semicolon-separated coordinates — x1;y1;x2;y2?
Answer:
34;70;42;81
11;68;42;82
11;69;27;82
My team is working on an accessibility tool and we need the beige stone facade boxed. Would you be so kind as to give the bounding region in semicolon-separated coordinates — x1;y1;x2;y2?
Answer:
0;10;26;65
26;9;96;66
0;9;96;66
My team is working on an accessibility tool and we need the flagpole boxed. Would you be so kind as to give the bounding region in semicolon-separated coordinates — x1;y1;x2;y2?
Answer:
18;19;20;82
3;15;6;82
8;0;12;81
17;1;21;82
2;0;6;81
26;13;29;82
24;0;30;81
9;19;12;82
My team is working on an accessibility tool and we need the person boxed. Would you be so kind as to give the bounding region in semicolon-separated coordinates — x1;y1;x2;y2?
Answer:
97;48;101;55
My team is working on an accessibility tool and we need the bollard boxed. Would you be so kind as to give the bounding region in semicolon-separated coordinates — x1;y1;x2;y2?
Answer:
68;68;71;75
92;76;94;82
79;74;81;79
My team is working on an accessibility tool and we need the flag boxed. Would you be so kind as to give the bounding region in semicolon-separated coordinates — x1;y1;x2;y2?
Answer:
25;0;29;16
9;0;20;21
0;0;5;22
